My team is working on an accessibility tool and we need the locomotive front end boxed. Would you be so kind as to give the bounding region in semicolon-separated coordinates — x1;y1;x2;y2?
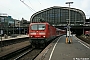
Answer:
29;23;47;47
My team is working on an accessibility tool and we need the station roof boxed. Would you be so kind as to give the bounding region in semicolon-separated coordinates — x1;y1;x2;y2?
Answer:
30;6;86;26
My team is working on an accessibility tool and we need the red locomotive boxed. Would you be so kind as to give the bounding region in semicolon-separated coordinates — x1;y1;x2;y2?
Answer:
29;22;57;48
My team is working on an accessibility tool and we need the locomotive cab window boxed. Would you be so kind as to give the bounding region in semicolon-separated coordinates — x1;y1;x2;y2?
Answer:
31;24;46;30
31;24;37;30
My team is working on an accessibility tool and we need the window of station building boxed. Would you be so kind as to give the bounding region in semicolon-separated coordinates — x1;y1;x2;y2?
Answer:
58;14;61;23
44;12;48;22
80;14;83;21
71;11;75;18
45;11;47;19
55;9;61;23
42;12;46;20
38;14;42;18
37;16;42;22
75;12;79;21
49;9;55;23
54;8;59;13
33;15;39;22
46;11;50;22
48;11;52;21
54;9;60;23
71;11;75;23
65;10;69;18
60;10;67;23
42;12;45;18
33;17;36;22
77;13;81;22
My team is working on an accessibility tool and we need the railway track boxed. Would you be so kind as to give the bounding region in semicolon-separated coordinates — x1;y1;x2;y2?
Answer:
15;49;42;60
13;48;34;60
0;45;43;60
0;37;29;47
0;36;60;60
77;35;90;44
0;45;31;60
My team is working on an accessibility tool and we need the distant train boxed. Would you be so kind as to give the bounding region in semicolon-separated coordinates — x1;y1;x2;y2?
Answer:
29;22;66;48
85;30;90;36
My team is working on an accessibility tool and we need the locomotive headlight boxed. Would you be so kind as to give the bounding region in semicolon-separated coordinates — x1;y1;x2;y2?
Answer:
43;36;45;37
30;36;33;37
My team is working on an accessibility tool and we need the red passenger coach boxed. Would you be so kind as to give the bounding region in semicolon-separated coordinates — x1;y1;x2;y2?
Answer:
29;22;56;48
56;28;66;36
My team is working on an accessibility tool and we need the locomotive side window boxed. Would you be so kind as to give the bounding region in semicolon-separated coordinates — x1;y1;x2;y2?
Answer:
31;24;46;30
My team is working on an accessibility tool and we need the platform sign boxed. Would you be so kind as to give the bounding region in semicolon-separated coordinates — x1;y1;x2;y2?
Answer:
64;26;71;29
67;31;72;37
0;30;3;35
67;31;69;36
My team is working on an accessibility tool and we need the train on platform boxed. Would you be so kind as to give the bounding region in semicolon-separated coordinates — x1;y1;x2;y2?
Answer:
29;22;66;48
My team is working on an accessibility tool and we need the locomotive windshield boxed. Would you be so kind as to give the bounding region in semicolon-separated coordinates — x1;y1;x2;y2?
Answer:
31;24;46;30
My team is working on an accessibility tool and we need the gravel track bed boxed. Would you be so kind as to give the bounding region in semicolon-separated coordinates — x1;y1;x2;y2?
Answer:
19;49;42;60
0;37;29;47
77;35;90;44
0;41;30;60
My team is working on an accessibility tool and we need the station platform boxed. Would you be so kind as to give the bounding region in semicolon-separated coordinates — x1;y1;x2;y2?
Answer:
0;34;29;41
35;35;90;60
